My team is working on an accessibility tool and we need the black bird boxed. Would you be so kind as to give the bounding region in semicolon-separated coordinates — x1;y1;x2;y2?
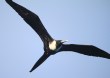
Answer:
5;0;110;72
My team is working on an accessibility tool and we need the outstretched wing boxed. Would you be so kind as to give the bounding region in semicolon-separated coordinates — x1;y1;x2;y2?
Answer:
30;53;50;72
6;0;53;44
60;44;110;59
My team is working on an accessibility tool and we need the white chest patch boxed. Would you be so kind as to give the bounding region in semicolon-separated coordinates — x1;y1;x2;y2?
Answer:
49;40;56;50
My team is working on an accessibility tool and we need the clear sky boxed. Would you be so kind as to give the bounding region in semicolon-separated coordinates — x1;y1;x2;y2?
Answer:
0;0;110;78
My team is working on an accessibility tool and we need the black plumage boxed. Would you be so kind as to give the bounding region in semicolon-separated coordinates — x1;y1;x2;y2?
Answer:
5;0;110;72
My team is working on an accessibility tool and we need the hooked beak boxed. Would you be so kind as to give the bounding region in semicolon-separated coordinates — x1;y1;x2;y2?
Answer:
61;40;68;43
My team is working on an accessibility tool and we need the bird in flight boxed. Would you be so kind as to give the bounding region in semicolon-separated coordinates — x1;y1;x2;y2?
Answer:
5;0;110;72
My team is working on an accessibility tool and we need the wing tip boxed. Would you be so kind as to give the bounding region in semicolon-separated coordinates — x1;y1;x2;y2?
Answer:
105;54;110;59
29;70;32;72
29;69;34;72
99;51;110;59
5;0;12;3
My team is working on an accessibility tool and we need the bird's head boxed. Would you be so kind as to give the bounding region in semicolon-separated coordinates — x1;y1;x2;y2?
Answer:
56;40;68;46
61;40;68;43
54;40;68;51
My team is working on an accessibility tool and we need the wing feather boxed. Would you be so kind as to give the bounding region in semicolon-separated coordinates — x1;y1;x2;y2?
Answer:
6;0;53;43
60;44;110;59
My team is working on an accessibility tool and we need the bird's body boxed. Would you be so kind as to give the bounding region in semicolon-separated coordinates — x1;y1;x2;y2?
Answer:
5;0;110;73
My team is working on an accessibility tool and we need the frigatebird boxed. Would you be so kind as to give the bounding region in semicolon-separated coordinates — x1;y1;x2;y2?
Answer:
6;0;110;72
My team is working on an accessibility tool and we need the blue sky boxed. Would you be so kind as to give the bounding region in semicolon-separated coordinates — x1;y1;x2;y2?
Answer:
0;0;110;78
